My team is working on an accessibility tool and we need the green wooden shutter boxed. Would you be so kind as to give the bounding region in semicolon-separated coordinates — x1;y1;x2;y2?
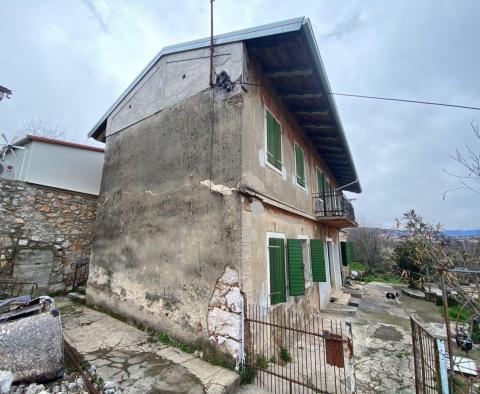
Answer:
295;145;305;187
317;170;326;213
346;241;353;266
317;169;324;194
340;242;348;266
266;111;282;171
311;239;327;282
269;238;286;304
287;239;305;296
266;111;275;166
273;117;282;170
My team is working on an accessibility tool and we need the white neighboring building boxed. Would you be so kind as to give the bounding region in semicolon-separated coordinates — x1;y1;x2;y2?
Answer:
0;135;104;195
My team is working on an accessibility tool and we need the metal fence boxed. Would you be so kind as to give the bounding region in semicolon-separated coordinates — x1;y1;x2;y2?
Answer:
0;278;38;299
244;305;355;393
66;259;90;290
313;192;355;221
411;316;443;393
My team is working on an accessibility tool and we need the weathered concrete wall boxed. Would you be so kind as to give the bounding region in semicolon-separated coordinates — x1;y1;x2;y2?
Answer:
87;88;244;346
107;42;244;137
0;179;98;291
241;198;340;311
241;58;340;215
239;56;343;312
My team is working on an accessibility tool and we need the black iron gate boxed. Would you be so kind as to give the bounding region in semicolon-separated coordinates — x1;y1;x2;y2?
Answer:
244;305;355;393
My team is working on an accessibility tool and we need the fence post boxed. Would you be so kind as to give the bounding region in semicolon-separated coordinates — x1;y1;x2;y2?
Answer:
436;339;449;394
343;321;356;393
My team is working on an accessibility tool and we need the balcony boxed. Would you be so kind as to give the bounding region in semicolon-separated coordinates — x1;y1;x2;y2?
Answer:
313;192;357;228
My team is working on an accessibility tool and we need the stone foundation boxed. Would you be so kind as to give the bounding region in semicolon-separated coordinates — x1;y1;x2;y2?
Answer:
0;178;98;292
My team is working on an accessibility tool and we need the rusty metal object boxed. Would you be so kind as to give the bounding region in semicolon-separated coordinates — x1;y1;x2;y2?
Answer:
0;279;38;300
325;333;345;368
0;296;64;383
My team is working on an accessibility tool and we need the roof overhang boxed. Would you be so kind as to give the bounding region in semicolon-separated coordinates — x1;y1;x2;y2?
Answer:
88;17;361;193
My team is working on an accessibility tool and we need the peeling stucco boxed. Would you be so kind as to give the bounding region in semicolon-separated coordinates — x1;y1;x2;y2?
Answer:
200;180;236;196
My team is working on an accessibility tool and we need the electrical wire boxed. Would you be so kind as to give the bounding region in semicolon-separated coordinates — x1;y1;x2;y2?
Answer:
239;81;480;112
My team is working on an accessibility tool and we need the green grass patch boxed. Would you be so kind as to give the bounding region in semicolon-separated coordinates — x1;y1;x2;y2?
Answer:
439;304;472;323
280;347;292;363
238;365;255;384
349;261;366;271
256;354;269;369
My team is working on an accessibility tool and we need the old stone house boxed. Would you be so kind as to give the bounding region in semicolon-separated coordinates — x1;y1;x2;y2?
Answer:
0;135;104;292
87;17;360;358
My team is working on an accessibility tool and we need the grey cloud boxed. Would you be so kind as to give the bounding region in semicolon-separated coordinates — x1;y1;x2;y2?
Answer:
0;0;478;228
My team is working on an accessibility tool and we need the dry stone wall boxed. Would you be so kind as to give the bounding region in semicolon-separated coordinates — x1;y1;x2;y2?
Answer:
0;179;98;292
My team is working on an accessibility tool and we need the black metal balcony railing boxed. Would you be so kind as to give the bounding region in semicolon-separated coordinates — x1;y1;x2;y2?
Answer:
313;191;355;222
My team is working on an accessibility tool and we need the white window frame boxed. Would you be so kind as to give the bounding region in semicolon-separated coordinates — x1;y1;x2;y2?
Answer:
294;142;307;191
264;106;284;176
297;234;311;288
325;237;334;286
266;231;287;307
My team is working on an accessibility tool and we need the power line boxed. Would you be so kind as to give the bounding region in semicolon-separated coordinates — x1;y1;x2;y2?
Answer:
239;81;480;111
330;92;480;112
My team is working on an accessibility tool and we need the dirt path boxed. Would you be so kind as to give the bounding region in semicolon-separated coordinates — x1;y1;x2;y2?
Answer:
352;282;416;393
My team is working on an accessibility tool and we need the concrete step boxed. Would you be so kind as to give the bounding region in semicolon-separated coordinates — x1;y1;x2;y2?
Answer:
330;291;351;306
325;303;357;317
342;287;363;298
75;286;86;295
68;292;86;304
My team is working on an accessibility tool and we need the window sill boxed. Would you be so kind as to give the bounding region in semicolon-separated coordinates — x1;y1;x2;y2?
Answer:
265;158;284;176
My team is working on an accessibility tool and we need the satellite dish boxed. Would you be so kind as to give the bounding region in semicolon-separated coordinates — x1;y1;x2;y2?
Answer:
1;133;25;161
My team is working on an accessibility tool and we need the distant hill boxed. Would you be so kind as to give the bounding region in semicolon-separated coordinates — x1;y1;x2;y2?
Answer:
442;229;480;238
383;229;480;238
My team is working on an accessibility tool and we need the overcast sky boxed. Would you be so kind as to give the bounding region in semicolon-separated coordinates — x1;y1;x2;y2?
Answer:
1;1;479;229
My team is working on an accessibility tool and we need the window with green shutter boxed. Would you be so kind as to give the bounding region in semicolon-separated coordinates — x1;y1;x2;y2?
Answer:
287;239;305;296
269;237;286;304
340;242;348;266
310;239;327;282
295;144;305;187
346;241;353;266
316;169;326;213
266;110;282;171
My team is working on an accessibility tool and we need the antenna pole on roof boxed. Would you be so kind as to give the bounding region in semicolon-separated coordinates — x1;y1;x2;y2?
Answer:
209;0;215;86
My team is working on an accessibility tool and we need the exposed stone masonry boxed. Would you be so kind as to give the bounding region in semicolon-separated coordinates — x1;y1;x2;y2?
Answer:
207;266;244;359
0;179;98;291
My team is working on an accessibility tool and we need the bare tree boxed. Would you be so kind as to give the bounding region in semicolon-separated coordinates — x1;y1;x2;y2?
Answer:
443;120;480;198
24;117;66;140
347;226;384;269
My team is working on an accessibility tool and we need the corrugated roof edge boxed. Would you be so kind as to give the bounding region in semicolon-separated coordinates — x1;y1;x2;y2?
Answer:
300;19;362;193
87;17;305;140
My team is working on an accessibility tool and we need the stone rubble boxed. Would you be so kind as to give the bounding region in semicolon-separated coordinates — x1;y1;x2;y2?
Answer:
7;365;122;394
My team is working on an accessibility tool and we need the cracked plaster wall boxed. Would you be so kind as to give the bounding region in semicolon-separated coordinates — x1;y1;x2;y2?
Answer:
87;88;243;344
